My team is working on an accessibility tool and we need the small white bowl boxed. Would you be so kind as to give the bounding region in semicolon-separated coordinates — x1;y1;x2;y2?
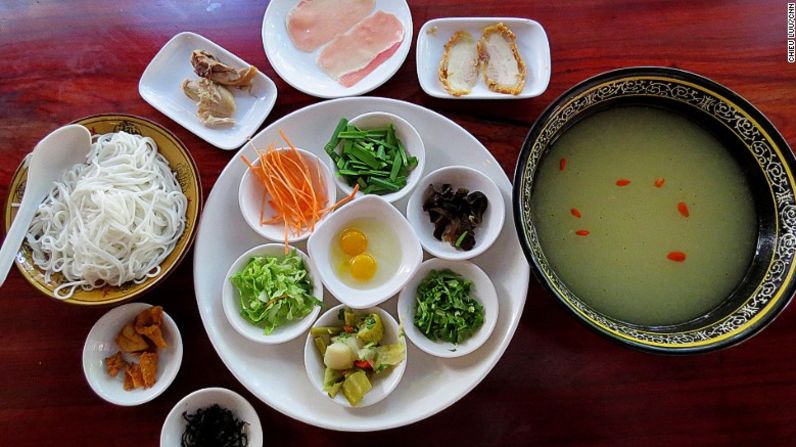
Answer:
304;304;407;407
416;17;551;99
307;195;423;309
222;244;323;344
160;387;263;447
328;112;426;204
397;258;498;358
82;303;183;406
406;166;505;261
239;147;336;243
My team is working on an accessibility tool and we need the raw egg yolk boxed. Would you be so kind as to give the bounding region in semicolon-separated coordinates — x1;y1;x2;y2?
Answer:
340;228;368;256
349;253;377;281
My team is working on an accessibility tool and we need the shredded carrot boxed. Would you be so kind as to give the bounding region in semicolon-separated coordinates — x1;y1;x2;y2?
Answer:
654;178;665;188
241;131;359;253
570;208;582;218
259;190;268;225
616;179;631;187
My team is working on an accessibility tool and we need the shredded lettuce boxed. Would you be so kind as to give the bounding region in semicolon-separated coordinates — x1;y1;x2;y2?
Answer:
230;249;320;334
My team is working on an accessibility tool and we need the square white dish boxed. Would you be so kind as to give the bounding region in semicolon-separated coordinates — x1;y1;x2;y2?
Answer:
139;31;277;150
416;17;551;99
262;0;413;99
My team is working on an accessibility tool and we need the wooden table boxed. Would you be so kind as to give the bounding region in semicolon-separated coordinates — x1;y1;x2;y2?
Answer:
1;1;795;445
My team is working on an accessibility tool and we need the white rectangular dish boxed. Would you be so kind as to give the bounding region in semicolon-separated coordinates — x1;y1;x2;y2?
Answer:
139;32;277;150
416;17;551;99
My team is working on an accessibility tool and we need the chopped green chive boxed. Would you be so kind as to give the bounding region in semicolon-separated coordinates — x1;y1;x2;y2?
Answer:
325;117;418;196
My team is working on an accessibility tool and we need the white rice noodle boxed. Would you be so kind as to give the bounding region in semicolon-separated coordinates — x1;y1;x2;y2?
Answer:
26;131;187;299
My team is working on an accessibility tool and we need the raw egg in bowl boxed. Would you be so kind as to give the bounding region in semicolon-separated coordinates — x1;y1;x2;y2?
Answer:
308;195;423;309
332;220;401;287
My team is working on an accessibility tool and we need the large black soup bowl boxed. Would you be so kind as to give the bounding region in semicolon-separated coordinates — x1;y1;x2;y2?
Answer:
513;67;796;353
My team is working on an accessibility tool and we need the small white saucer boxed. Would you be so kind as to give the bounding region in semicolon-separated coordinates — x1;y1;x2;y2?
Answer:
222;243;323;344
161;387;263;447
307;195;423;309
82;303;183;406
397;258;498;358
304;304;407;407
406;165;505;261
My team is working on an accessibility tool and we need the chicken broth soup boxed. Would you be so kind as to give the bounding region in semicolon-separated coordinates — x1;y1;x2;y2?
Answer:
531;106;758;326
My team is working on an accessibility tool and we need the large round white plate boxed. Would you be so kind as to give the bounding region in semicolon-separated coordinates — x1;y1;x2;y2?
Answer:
262;0;413;98
193;97;530;431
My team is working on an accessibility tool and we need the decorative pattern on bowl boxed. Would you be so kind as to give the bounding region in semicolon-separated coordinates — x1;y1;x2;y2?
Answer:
513;67;796;353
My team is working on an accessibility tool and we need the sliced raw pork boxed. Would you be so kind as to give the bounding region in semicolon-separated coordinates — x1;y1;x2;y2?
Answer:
286;0;375;52
317;11;404;87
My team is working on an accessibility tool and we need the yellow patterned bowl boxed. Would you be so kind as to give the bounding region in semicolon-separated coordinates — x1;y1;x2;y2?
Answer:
513;67;795;353
3;114;202;306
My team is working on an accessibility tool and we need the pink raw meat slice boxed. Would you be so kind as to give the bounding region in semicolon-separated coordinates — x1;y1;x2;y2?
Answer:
317;11;404;87
286;0;375;52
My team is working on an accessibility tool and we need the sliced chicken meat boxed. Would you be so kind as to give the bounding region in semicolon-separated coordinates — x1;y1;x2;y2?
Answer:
191;50;257;88
181;78;236;128
438;31;479;96
478;23;526;95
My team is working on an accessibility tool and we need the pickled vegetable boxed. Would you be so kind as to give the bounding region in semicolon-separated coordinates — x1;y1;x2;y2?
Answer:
372;343;405;373
356;313;384;344
326;381;343;398
314;336;328;356
323;367;344;398
342;370;372;406
311;326;342;336
323;367;343;386
314;307;405;405
342;308;358;327
324;342;354;370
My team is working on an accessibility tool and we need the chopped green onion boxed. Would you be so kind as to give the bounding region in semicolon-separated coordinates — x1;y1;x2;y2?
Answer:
413;270;484;344
324;117;418;196
324;118;348;155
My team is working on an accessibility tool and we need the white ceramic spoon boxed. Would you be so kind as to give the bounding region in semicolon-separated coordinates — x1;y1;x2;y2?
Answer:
0;124;92;288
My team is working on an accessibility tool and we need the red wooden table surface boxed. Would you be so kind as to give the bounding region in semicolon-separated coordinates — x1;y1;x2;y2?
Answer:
2;1;795;445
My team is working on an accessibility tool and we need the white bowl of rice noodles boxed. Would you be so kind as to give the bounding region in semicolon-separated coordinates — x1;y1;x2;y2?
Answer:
3;114;202;305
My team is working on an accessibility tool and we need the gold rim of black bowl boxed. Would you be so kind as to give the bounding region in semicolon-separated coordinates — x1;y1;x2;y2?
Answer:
2;114;203;306
512;67;796;354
